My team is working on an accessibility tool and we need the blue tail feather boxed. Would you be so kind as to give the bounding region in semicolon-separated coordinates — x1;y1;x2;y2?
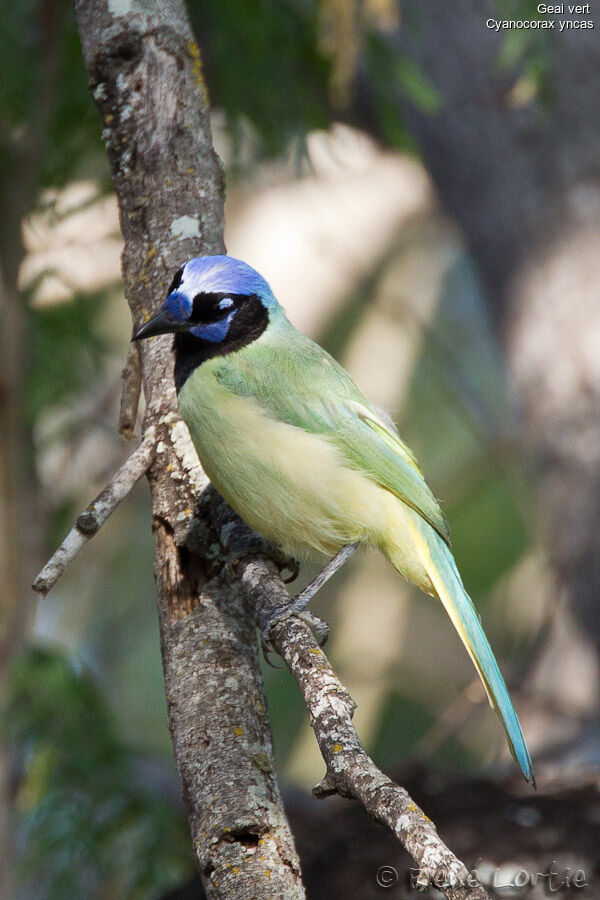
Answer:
422;529;535;784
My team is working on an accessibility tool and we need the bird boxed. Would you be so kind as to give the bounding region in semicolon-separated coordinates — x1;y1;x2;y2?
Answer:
132;254;534;784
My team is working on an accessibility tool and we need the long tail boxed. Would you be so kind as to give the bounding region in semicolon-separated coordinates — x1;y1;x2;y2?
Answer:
410;521;535;784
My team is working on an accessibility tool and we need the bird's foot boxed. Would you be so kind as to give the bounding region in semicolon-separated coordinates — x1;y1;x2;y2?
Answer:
268;547;300;584
225;538;299;584
260;606;329;659
224;537;268;577
293;541;360;608
259;542;360;657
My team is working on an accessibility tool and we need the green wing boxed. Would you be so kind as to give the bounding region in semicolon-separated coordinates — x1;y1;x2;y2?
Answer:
212;328;450;544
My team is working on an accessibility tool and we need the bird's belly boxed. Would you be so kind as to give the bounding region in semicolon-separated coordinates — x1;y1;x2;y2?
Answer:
179;376;392;558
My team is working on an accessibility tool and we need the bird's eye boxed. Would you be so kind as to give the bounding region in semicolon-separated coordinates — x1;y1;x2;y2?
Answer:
212;296;236;319
191;293;239;324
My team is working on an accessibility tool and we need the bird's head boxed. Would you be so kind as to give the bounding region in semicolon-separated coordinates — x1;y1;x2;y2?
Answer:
132;255;278;345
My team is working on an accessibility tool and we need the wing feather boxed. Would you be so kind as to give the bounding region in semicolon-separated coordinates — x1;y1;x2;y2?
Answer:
213;330;450;543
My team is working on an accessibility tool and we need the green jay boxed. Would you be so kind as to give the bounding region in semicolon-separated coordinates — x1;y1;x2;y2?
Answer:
133;254;534;784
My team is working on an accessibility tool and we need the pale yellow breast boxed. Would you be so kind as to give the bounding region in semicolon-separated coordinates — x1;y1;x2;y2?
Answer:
178;366;391;558
178;364;435;594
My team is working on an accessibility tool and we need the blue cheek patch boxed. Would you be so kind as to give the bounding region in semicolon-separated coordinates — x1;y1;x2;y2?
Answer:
190;309;237;342
164;291;192;322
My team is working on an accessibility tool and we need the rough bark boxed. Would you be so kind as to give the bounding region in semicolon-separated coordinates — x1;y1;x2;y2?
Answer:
204;490;492;900
75;3;303;896
118;341;142;438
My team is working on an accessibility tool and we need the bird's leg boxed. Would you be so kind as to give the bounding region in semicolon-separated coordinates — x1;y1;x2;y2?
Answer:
260;542;361;652
293;541;361;610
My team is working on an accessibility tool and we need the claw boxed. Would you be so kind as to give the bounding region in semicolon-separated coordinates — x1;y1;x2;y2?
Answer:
259;607;330;660
225;539;266;573
259;604;284;659
259;605;288;656
266;547;300;584
226;539;300;585
281;559;300;584
299;611;329;646
258;543;360;661
262;646;284;668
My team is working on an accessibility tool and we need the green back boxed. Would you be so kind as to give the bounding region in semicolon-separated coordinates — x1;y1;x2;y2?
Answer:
209;316;450;543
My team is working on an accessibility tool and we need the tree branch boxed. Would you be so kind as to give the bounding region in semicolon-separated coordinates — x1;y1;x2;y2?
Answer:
118;341;142;438
206;491;491;900
32;426;156;595
75;2;304;896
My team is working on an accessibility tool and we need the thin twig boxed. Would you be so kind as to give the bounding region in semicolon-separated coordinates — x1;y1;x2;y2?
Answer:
32;426;156;595
209;498;490;896
118;342;142;439
237;557;490;899
196;493;489;900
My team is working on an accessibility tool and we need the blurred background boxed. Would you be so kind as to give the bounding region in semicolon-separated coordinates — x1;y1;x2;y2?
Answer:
1;0;599;897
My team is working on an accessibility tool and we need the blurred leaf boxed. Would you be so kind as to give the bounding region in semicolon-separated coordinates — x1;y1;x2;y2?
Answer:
363;31;442;152
46;499;81;553
494;0;557;108
372;690;481;773
0;0;104;187
261;662;307;767
388;52;443;115
190;0;331;158
371;690;434;765
27;291;110;425
448;469;528;597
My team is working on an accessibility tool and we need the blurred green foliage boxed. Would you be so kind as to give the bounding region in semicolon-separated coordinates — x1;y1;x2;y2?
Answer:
27;292;110;426
495;0;557;106
190;0;331;158
364;30;442;150
371;691;435;764
449;472;527;598
0;0;103;187
190;0;446;160
3;647;193;898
